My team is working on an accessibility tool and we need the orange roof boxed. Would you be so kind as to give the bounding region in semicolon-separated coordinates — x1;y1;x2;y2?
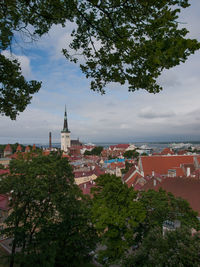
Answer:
4;144;12;152
174;167;184;177
140;155;197;176
16;144;22;152
32;144;36;150
25;146;30;152
148;177;200;215
126;172;143;188
43;150;50;156
160;147;174;155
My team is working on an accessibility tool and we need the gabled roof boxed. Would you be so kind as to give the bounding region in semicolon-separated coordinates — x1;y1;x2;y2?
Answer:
25;146;30;152
32;144;36;150
123;166;137;182
4;144;12;152
160;147;174;155
142;177;200;216
109;144;130;150
79;181;96;195
123;165;143;188
140;155;197;176
16;144;22;152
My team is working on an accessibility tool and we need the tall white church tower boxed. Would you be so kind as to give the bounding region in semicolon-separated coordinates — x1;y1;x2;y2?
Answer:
61;106;71;152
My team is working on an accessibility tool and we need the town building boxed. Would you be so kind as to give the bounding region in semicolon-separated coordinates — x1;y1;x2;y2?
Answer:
61;106;71;152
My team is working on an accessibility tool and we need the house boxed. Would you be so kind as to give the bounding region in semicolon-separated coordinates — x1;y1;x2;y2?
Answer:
160;147;174;155
79;180;96;196
123;166;143;188
141;177;200;216
25;146;30;153
16;144;22;152
138;155;200;177
0;158;11;168
4;145;12;157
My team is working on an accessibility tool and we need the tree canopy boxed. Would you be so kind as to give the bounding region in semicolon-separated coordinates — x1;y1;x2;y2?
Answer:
91;175;200;265
124;227;200;267
0;153;97;267
137;188;200;242
123;149;139;159
91;174;146;264
1;0;200;119
84;146;103;156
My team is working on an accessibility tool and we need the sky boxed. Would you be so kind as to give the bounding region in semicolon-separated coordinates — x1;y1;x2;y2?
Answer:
1;0;200;145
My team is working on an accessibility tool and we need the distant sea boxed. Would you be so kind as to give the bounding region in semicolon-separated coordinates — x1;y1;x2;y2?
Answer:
36;141;200;153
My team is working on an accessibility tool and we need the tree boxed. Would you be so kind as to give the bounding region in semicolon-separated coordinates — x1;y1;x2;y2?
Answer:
0;153;97;267
84;146;103;156
0;54;41;119
121;161;133;174
123;150;139;159
124;227;200;267
91;174;146;264
1;0;200;118
0;163;4;169
136;189;200;242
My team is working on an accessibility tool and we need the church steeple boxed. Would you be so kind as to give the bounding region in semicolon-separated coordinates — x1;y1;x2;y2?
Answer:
61;105;71;152
62;105;70;133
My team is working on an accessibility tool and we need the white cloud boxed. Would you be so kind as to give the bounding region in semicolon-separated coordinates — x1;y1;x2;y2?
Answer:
1;0;200;144
1;50;32;78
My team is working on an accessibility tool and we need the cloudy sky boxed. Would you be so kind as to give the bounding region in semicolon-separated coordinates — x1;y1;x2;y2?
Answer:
1;0;200;145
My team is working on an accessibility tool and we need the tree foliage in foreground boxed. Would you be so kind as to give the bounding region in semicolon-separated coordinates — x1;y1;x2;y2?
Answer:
124;227;200;267
137;189;200;241
91;174;146;264
1;0;200;118
91;175;200;265
0;154;97;267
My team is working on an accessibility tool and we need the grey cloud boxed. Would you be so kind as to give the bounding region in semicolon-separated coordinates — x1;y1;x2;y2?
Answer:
138;110;175;119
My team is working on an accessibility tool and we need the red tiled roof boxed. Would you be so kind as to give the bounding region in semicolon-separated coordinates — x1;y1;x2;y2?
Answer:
0;194;9;211
160;147;174;155
126;173;143;188
110;144;129;150
16;144;22;152
79;181;96;195
74;171;94;178
143;177;200;216
173;167;184;177
140;155;197;176
42;150;50;156
123;166;137;182
25;146;30;152
4;144;12;152
0;169;9;175
177;150;187;155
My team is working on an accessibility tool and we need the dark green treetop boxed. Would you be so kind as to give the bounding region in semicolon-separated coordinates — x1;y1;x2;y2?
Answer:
91;174;146;264
0;153;97;267
124;227;200;267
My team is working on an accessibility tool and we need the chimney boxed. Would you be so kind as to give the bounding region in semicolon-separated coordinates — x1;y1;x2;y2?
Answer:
84;183;87;189
153;179;156;187
152;171;155;177
186;167;190;177
49;132;52;150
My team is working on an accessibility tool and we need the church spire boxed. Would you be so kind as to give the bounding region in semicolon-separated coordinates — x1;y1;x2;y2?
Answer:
62;105;70;133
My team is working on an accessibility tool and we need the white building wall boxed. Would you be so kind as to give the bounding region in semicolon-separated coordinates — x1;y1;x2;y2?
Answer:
61;132;71;152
